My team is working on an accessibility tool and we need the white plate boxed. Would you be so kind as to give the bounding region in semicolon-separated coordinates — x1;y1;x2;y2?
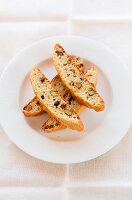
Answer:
0;36;132;164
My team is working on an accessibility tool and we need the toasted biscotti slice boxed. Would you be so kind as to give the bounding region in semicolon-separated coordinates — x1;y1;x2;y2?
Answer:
23;56;84;117
53;44;104;112
30;67;84;131
42;66;98;132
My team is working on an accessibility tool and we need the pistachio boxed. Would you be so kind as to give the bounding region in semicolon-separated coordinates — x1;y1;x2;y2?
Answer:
50;90;57;97
90;83;94;87
64;110;72;116
76;82;82;89
88;88;94;96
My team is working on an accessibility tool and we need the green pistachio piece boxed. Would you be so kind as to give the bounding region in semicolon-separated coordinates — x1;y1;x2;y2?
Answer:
50;90;57;97
64;109;72;116
88;88;94;96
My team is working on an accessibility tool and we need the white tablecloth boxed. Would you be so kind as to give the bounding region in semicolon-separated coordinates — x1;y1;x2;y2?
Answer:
0;0;132;199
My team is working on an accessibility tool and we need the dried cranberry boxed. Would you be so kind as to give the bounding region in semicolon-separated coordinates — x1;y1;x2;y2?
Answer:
44;125;49;129
40;77;45;82
55;122;60;126
56;50;63;56
41;95;44;99
79;64;83;68
68;96;73;104
54;101;60;107
37;101;40;105
60;103;66;109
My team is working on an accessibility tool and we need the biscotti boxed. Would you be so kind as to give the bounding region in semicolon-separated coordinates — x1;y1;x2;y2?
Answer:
42;66;98;132
23;56;84;117
30;67;84;131
53;44;104;112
